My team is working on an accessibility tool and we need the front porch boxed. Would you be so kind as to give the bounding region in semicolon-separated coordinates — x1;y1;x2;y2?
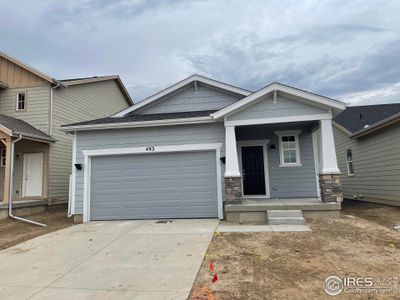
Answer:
225;197;341;223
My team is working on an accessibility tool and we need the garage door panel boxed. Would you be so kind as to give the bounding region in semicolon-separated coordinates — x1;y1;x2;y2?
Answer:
90;151;218;220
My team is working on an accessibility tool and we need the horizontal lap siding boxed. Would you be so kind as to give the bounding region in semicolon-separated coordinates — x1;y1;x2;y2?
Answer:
333;124;400;205
0;85;50;133
50;81;130;202
236;124;318;198
227;95;328;121
74;123;225;213
136;83;242;114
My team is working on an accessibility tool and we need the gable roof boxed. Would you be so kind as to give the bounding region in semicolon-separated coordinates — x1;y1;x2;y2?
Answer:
334;103;400;138
0;114;55;143
62;110;215;131
0;51;56;84
211;82;346;119
60;75;134;106
113;74;252;117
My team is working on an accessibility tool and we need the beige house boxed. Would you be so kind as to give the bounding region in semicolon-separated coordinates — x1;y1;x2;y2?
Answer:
0;51;133;212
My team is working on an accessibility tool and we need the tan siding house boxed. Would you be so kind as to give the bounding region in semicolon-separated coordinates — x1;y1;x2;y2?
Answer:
0;51;133;211
333;104;400;206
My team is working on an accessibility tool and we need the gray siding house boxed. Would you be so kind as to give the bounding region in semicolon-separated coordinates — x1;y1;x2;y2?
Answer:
63;75;346;223
334;104;400;206
0;51;132;216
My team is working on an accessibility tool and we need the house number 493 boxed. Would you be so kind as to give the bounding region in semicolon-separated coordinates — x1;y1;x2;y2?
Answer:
146;146;155;151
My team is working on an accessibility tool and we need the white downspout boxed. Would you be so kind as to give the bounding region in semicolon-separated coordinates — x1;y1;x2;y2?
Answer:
49;81;61;136
8;135;46;227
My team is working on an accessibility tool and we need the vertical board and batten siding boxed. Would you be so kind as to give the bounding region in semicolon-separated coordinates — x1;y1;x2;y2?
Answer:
334;124;400;205
0;56;47;87
50;80;130;201
226;95;329;121
136;82;243;114
74;123;225;214
0;85;51;133
236;123;318;198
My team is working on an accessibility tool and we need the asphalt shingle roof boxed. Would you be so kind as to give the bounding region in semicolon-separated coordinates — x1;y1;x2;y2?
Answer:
0;114;55;142
334;103;400;133
63;110;217;127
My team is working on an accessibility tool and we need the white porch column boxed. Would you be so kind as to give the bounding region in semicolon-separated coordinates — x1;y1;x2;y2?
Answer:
320;119;340;174
224;125;240;177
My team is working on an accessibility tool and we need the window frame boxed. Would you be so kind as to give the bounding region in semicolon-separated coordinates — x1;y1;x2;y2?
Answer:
16;91;27;112
346;149;354;176
0;148;6;167
275;130;302;167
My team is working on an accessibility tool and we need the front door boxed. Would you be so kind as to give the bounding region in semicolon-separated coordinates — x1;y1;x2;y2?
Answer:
22;153;44;197
241;146;266;195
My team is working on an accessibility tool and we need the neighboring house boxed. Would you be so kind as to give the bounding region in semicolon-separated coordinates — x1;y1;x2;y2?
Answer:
63;75;346;223
0;51;133;212
333;103;400;206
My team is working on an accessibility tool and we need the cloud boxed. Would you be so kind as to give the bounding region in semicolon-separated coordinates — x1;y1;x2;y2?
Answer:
1;0;400;104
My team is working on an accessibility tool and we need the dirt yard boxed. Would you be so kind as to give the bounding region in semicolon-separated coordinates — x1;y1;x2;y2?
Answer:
190;200;400;299
0;208;75;250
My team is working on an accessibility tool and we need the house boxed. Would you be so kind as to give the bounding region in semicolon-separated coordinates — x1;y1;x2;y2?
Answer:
333;103;400;207
62;75;346;223
0;51;133;218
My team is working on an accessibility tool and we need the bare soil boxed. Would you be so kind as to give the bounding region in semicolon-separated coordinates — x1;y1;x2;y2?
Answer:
0;208;75;250
190;201;400;299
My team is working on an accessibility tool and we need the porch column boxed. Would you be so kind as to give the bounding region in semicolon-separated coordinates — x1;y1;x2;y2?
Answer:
224;125;242;204
319;119;342;203
2;137;11;204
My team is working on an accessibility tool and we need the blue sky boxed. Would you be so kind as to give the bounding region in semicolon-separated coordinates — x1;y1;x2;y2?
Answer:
1;0;400;105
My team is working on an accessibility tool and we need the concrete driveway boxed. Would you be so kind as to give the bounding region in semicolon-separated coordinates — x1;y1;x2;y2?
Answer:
0;219;218;300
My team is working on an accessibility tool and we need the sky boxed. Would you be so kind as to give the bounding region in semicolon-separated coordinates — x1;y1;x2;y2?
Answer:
1;0;400;106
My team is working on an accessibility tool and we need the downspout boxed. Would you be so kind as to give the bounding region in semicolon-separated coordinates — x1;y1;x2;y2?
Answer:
8;135;46;227
49;81;61;136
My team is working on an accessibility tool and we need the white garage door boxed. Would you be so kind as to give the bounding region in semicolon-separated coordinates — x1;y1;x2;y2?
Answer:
90;151;218;220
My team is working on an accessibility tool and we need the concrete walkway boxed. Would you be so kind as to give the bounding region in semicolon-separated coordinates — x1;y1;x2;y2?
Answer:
0;219;218;300
218;224;310;232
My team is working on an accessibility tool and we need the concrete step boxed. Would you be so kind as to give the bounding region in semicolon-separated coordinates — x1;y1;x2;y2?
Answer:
267;210;305;225
267;209;303;218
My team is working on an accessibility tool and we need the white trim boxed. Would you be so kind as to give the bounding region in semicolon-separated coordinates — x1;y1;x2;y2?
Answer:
113;74;251;117
82;143;224;222
211;82;346;119
320;119;341;174
224;113;332;127
345;149;354;176
332;121;352;136
61;116;214;132
224;126;241;177
312;129;321;199
70;132;76;214
237;140;270;198
275;130;302;167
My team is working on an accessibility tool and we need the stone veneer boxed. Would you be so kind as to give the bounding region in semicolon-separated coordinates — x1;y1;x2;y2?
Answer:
319;174;343;203
224;177;242;204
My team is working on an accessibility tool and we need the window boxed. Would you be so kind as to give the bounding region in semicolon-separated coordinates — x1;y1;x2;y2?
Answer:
16;92;26;111
346;149;354;176
276;130;301;167
0;149;6;167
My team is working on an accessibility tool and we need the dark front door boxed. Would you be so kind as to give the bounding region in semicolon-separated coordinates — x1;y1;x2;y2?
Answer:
241;146;266;195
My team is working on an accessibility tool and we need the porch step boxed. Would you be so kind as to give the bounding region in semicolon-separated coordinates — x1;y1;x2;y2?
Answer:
267;210;305;225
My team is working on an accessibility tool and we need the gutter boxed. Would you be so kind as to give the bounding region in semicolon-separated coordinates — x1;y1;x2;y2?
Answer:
8;135;46;227
49;80;62;136
350;112;400;139
61;116;215;132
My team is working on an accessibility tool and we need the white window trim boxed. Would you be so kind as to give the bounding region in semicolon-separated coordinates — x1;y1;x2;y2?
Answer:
16;91;27;111
275;130;302;167
346;149;354;176
81;143;223;222
237;140;271;198
0;148;6;167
